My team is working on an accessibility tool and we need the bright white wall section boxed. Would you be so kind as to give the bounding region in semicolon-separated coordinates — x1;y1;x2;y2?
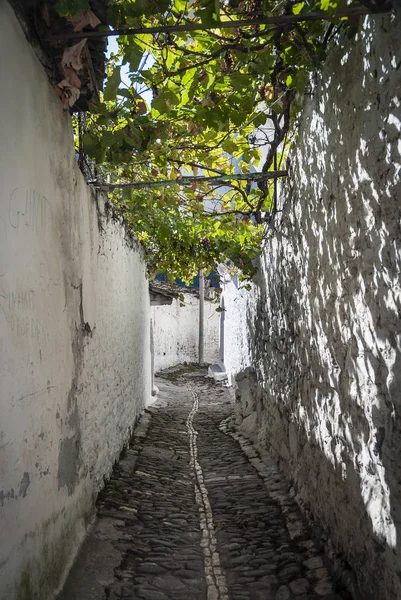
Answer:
151;293;219;371
220;275;253;385
0;5;151;599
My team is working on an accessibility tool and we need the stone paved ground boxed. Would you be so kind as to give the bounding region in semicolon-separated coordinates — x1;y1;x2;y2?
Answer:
58;367;352;600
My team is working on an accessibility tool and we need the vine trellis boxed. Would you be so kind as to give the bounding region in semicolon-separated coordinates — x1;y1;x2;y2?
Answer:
57;0;391;281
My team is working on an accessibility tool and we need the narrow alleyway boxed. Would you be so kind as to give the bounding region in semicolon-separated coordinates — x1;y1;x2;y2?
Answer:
58;368;351;600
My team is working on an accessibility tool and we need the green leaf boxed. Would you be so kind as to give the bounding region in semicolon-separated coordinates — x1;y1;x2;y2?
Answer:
125;0;142;18
292;1;305;14
319;0;336;11
82;132;104;162
165;49;176;70
87;101;111;116
253;112;267;128
230;72;249;92
55;0;89;16
123;41;143;73
221;139;239;154
117;88;133;98
196;0;221;26
104;66;121;102
294;69;308;94
182;68;197;87
174;0;187;10
152;89;179;114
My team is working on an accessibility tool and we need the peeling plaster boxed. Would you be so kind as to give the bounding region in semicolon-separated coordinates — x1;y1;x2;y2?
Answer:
57;437;81;496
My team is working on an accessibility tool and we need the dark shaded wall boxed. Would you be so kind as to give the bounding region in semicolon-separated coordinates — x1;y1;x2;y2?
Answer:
234;10;401;600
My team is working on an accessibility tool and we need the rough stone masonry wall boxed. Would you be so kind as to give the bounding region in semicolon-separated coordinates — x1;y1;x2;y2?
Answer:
0;4;151;600
233;10;401;600
151;293;219;372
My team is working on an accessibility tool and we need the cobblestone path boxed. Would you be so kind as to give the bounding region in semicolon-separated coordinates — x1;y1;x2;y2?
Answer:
59;368;351;600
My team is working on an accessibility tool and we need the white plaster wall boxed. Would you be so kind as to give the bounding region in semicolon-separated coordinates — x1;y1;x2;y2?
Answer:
221;276;253;385
231;11;401;600
151;293;219;371
0;5;151;599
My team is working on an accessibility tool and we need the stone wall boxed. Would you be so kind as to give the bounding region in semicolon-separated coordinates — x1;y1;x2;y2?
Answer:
230;10;401;600
0;5;151;599
151;293;219;372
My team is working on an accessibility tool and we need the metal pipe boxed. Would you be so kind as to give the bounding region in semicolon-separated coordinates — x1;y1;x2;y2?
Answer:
199;270;204;366
46;7;380;41
93;170;288;191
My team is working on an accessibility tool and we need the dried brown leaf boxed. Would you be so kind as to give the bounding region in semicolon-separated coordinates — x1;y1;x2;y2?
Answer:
61;39;87;72
137;100;147;115
186;121;198;136
63;66;81;89
55;85;72;110
67;9;101;32
56;80;80;109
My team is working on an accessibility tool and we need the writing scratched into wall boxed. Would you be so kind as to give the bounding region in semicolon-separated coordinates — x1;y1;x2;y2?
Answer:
8;314;47;342
8;188;51;234
0;288;35;318
7;289;35;311
0;291;47;342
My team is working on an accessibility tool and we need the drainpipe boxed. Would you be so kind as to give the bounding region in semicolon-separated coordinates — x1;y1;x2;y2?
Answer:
199;269;204;365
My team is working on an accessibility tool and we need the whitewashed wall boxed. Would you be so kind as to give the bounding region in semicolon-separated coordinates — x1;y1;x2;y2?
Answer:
220;276;253;385
230;11;401;600
0;5;151;600
151;293;219;371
